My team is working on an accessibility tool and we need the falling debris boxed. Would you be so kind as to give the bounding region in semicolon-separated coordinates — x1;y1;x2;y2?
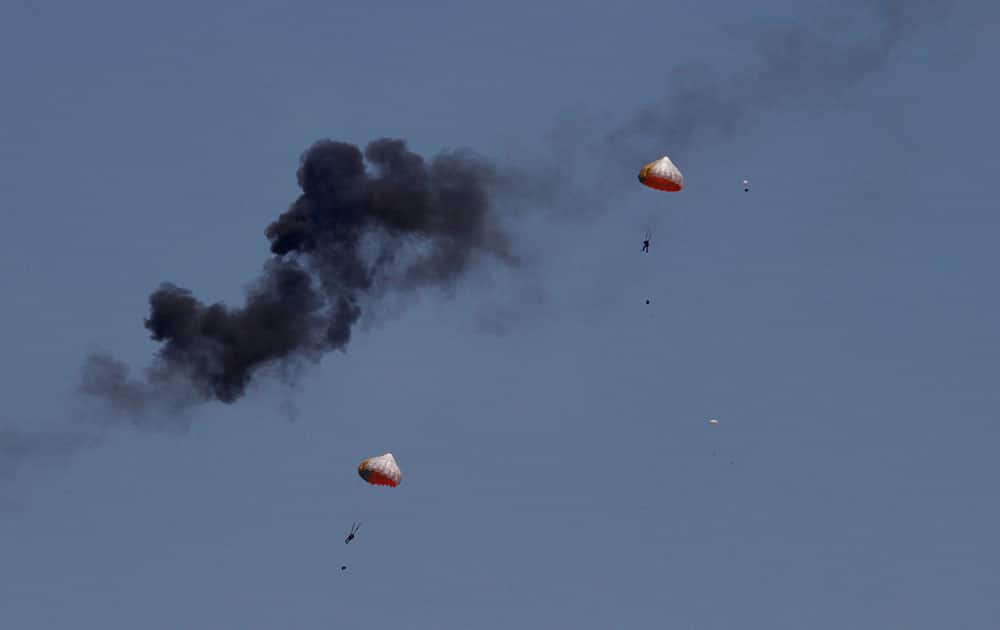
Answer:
341;565;348;571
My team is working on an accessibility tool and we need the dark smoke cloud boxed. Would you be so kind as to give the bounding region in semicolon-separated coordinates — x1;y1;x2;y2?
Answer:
81;139;515;412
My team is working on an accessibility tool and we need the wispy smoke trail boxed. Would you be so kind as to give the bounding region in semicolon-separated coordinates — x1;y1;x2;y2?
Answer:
0;429;99;480
605;0;956;166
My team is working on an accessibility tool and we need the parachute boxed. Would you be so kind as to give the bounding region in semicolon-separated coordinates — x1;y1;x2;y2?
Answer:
358;452;402;487
708;418;719;426
638;155;684;192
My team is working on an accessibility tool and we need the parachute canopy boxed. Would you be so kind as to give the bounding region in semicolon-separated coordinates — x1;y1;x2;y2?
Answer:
358;452;402;487
638;155;683;192
708;418;719;425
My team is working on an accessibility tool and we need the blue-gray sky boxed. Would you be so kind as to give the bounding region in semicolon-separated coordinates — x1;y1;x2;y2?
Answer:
2;1;998;628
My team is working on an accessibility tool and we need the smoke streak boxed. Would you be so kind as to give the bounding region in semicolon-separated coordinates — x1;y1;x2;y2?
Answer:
1;0;957;476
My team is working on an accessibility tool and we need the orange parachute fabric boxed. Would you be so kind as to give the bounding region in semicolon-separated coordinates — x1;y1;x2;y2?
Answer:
358;452;402;487
638;155;684;192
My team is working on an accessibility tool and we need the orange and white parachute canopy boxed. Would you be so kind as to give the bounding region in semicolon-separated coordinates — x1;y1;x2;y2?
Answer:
358;452;402;487
638;155;684;192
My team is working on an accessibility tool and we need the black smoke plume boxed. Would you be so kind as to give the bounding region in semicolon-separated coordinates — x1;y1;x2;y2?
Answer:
81;139;515;413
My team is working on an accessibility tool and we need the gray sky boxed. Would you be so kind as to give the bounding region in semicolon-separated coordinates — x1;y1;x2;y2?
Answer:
2;1;998;628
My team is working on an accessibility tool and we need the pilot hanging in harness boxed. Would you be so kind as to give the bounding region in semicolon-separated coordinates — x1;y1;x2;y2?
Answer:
345;521;361;544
